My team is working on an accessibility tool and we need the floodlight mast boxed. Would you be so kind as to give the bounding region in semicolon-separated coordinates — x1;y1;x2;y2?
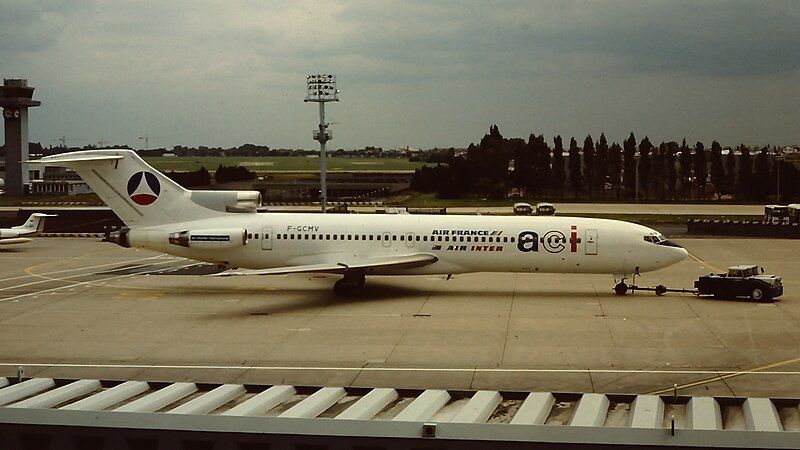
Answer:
304;74;339;213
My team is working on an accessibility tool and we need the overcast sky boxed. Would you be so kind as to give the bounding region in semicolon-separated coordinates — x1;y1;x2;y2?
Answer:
1;0;798;150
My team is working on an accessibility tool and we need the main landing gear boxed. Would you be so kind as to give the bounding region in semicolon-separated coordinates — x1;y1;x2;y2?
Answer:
333;272;366;297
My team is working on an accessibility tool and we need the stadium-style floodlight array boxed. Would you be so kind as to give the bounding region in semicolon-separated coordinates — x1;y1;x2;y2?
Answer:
305;74;339;213
305;74;339;102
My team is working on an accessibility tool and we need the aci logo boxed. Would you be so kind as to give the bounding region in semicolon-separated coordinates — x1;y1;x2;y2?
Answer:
517;226;580;254
127;171;161;205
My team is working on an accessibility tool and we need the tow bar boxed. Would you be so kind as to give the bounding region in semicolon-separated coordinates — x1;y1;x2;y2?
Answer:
616;273;698;296
627;284;697;296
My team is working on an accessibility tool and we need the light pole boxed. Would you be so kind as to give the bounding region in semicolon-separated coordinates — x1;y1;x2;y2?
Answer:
634;153;640;203
305;74;339;213
775;153;784;204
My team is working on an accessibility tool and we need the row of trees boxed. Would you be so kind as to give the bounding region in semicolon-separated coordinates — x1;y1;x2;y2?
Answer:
164;165;256;188
412;126;799;202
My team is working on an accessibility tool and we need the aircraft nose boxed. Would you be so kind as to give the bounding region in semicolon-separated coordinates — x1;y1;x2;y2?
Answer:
670;246;689;264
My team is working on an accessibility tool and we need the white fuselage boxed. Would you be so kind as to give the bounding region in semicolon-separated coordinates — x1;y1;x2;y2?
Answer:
127;213;687;276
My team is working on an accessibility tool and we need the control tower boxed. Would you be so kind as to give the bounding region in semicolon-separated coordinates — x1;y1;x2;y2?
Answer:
1;79;41;196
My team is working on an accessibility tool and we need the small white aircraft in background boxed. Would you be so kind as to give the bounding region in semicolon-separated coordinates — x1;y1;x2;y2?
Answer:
32;150;688;295
0;213;57;246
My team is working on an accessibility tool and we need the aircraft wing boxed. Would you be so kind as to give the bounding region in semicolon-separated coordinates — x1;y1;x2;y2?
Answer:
213;253;438;277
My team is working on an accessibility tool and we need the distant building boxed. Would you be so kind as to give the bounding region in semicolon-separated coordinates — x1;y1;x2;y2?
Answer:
29;166;92;196
0;163;40;193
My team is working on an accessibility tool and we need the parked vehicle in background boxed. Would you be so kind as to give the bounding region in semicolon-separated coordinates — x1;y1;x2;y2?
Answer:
695;265;783;302
513;202;533;215
789;204;800;225
764;205;789;224
536;202;556;216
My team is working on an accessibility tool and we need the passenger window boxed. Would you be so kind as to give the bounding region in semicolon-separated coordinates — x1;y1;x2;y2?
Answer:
369;235;374;241
347;235;352;240
340;235;345;240
247;233;252;239
510;237;515;243
503;237;508;243
305;234;309;240
400;235;405;241
256;234;260;239
333;235;337;240
416;236;420;241
290;234;295;239
326;234;330;240
481;236;486;242
362;235;367;240
354;235;359;240
392;235;397;241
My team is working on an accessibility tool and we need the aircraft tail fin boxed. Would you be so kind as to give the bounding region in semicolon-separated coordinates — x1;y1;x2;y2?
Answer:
31;150;226;227
12;213;56;236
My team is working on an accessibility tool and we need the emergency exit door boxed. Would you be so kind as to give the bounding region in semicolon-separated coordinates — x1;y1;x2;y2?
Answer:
585;229;597;255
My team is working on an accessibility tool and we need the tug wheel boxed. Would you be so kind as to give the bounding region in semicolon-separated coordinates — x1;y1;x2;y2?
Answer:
750;288;773;303
655;285;667;296
614;282;629;296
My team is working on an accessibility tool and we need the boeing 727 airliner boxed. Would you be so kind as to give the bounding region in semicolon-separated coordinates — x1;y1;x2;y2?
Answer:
32;150;687;295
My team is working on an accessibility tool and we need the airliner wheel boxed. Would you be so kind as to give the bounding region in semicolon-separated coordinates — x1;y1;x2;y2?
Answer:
333;279;359;297
614;282;629;296
333;279;349;297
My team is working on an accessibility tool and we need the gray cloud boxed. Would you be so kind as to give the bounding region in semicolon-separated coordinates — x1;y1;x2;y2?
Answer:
1;0;798;149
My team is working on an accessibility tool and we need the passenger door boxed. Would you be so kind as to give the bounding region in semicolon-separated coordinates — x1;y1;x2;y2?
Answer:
585;229;598;255
261;227;273;250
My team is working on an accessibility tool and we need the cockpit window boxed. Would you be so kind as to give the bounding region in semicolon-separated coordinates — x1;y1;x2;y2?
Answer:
644;234;668;244
645;233;683;248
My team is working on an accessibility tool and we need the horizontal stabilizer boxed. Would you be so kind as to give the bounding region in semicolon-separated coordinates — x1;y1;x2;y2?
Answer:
214;253;438;277
26;154;124;164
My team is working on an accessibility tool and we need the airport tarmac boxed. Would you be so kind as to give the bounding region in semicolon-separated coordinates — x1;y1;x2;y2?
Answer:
1;237;799;398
